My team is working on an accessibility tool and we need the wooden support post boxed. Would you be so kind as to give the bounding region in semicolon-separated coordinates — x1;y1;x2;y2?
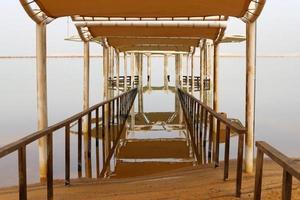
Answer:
200;41;205;101
179;54;183;87
137;54;143;113
191;53;195;93
130;53;135;88
175;54;180;87
212;44;219;163
83;41;91;178
147;53;152;89
124;53;128;91
36;22;48;183
164;54;169;90
103;47;109;100
206;42;213;108
245;21;256;173
186;54;189;91
83;41;90;115
109;47;115;98
213;44;219;112
116;51;120;95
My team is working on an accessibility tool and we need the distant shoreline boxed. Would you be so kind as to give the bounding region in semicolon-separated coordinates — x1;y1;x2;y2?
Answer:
1;54;300;59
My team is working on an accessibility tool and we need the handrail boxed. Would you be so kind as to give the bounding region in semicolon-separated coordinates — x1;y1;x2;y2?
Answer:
0;88;138;200
177;88;246;197
254;141;300;200
0;89;135;158
179;88;246;133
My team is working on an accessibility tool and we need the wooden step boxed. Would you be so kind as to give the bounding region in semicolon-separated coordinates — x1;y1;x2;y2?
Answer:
118;140;191;159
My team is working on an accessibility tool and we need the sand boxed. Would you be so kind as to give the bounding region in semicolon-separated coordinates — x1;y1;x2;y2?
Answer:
0;159;300;200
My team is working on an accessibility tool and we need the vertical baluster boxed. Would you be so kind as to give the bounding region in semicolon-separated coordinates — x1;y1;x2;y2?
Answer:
111;100;114;144
282;170;293;200
254;148;264;200
203;110;208;164
224;126;230;180
195;103;200;157
101;105;106;170
108;102;112;151
87;112;92;178
199;107;204;163
78;118;82;178
236;133;244;197
193;101;197;139
215;120;220;167
47;133;53;200
18;146;27;200
65;124;70;185
208;114;214;163
117;97;120;127
96;108;100;178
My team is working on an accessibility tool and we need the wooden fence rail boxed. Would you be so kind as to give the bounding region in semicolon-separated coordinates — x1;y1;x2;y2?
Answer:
254;141;300;200
177;88;246;197
0;88;137;200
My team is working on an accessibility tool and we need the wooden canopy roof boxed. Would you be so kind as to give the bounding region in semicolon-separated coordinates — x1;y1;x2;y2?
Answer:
21;0;266;24
20;0;266;52
35;0;251;18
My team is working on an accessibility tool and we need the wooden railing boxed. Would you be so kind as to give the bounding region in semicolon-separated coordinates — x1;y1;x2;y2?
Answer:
254;141;300;200
108;76;139;88
0;88;137;200
177;88;246;197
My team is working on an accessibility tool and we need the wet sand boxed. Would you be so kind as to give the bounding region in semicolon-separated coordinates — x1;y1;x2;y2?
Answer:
0;159;299;200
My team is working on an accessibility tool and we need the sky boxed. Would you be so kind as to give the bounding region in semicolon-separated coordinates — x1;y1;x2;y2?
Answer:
0;0;300;56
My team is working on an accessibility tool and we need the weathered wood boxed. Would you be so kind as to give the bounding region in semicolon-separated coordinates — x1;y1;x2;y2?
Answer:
282;170;293;200
65;124;70;185
199;106;204;163
195;104;200;154
178;88;246;134
47;134;53;200
213;44;219;112
100;89;138;177
77;118;82;178
86;112;92;178
236;133;244;197
203;110;208;164
95;108;100;178
255;141;300;200
0;89;137;199
224;126;230;180
256;141;300;180
36;23;48;183
208;114;213;162
178;88;246;197
101;105;106;170
245;21;256;173
215;120;220;167
254;148;264;200
18;146;27;200
0;89;137;160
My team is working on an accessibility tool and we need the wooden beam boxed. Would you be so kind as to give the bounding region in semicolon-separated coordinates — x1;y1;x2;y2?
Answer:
245;21;256;173
36;22;48;183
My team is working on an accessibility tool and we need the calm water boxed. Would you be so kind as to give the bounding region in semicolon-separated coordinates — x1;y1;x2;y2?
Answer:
0;56;300;187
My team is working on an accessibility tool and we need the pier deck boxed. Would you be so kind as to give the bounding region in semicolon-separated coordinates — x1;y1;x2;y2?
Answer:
0;160;299;200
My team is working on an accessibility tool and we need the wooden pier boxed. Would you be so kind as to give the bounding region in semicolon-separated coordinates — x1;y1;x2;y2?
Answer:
7;1;300;200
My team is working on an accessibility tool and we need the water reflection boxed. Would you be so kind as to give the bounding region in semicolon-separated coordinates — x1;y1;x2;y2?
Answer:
110;86;195;178
1;57;300;187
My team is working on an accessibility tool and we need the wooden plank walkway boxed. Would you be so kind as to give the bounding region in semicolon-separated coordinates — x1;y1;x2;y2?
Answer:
1;160;299;200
